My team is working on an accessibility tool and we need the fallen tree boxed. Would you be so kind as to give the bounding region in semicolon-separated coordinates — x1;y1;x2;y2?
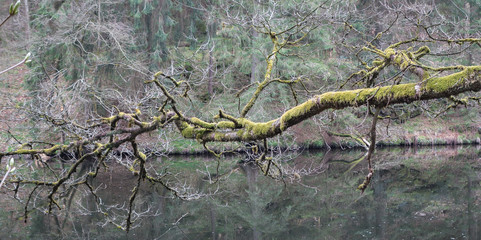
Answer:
1;0;480;232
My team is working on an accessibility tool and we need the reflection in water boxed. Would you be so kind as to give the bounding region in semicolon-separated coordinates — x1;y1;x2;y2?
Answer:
0;146;480;239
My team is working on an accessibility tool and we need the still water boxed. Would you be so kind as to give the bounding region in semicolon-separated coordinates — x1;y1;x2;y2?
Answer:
0;146;480;239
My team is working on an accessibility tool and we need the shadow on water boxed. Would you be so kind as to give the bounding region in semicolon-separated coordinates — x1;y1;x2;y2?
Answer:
1;145;480;239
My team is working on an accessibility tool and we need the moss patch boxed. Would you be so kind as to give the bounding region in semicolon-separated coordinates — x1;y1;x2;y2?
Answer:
425;67;479;93
280;99;317;131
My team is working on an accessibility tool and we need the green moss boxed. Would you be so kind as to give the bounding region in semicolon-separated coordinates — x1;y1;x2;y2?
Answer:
44;145;61;155
372;59;383;66
425;67;478;93
422;70;430;80
214;133;223;141
322;91;356;104
177;120;215;140
318;82;418;108
190;117;215;129
391;50;422;70
216;121;236;129
414;46;430;59
356;89;375;101
138;151;147;161
252;121;275;135
392;51;407;68
102;115;117;123
236;118;254;128
235;118;275;138
384;48;395;58
236;129;244;137
178;122;194;137
189;117;236;129
322;88;382;105
387;84;416;98
196;128;210;140
280;99;316;131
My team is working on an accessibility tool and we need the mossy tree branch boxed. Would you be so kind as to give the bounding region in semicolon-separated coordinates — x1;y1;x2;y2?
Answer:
177;66;481;142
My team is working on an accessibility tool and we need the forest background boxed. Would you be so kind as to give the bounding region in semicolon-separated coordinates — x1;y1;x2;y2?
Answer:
1;0;481;233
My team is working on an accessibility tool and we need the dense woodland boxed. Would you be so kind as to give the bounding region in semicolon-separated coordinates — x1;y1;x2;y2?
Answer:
1;0;481;233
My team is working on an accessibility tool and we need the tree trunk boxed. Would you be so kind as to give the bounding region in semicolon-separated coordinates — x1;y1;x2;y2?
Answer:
465;2;473;65
23;0;30;46
207;21;216;96
250;30;259;84
208;49;214;96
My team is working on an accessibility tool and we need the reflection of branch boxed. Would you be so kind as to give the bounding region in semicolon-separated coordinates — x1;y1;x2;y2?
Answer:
327;131;369;150
125;141;144;232
157;213;190;239
341;152;368;174
357;107;380;193
367;107;380;169
174;213;191;240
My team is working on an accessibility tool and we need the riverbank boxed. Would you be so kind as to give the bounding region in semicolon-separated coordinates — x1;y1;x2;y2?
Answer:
164;112;481;155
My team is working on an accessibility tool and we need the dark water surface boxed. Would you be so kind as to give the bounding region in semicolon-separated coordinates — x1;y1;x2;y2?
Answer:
1;146;480;239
